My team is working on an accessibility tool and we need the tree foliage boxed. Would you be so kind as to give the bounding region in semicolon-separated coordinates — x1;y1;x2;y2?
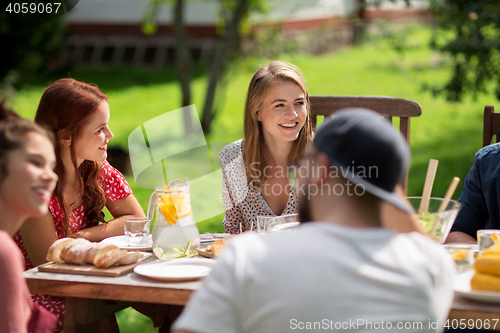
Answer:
143;0;266;134
0;1;69;100
427;0;500;101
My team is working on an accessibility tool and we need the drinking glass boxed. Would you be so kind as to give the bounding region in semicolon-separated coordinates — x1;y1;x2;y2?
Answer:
256;216;275;233
124;217;150;246
477;229;500;254
443;244;475;273
406;197;461;244
266;213;300;232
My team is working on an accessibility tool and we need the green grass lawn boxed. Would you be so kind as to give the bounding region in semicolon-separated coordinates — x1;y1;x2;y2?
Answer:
9;23;498;331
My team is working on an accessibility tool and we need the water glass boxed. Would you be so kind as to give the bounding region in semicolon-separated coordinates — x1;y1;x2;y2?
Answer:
270;221;300;232
267;213;300;232
124;217;150;246
477;229;500;254
443;244;475;273
256;216;275;233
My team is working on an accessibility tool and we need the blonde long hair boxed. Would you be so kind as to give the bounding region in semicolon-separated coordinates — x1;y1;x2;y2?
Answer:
243;61;312;187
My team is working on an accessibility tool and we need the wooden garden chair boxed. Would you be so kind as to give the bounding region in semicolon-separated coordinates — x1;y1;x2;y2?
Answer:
483;105;499;147
309;95;422;195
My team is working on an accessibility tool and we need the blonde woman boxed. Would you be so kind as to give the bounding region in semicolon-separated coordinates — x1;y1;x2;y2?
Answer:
221;61;313;234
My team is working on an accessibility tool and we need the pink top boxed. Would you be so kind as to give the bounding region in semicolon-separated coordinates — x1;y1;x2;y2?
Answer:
0;230;57;333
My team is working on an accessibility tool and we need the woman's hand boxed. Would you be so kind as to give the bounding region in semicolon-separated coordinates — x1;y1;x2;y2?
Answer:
72;194;145;242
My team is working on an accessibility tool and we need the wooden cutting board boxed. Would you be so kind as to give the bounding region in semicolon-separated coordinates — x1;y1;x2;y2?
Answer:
38;256;151;277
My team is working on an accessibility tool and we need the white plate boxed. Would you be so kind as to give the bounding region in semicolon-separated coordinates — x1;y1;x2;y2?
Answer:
199;233;230;243
134;258;216;281
453;270;500;303
101;235;153;251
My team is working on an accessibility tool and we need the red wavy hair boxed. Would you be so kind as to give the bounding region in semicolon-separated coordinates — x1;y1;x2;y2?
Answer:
35;78;108;236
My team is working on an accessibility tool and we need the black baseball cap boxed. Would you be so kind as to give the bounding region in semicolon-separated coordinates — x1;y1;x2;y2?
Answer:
313;108;413;214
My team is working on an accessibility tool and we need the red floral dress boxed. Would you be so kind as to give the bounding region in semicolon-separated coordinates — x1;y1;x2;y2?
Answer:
14;160;133;332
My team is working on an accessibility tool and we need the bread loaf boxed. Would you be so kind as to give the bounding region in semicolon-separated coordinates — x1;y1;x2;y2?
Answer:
117;251;142;265
59;238;91;262
84;243;117;264
474;256;500;277
211;239;225;256
46;238;74;263
46;238;141;268
66;242;94;265
94;248;128;268
471;272;500;292
202;236;234;257
471;243;500;292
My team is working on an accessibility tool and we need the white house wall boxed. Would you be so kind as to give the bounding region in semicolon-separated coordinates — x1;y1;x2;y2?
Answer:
65;0;366;25
365;0;429;11
65;0;219;24
250;0;358;23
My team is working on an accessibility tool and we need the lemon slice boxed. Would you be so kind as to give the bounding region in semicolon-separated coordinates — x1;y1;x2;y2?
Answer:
452;249;468;261
157;195;178;225
157;192;193;224
153;247;164;259
493;233;499;243
174;193;193;219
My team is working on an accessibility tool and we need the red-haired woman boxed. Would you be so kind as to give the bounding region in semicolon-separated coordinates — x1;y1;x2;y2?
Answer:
14;78;145;332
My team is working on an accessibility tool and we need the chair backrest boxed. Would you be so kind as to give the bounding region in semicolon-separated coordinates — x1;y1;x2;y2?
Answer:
309;95;422;195
483;106;499;147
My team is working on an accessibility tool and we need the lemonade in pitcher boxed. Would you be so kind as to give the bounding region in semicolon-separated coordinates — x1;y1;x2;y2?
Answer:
147;179;200;259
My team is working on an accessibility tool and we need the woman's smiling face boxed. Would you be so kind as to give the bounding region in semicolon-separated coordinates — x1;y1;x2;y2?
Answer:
72;100;114;165
0;132;57;218
256;81;307;147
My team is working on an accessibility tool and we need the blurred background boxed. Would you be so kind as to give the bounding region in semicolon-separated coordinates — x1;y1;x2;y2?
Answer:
3;0;499;331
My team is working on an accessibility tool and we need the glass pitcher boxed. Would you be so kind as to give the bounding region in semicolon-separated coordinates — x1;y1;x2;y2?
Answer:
147;179;200;259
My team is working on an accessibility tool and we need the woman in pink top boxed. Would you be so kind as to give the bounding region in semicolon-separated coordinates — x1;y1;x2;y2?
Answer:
0;103;58;332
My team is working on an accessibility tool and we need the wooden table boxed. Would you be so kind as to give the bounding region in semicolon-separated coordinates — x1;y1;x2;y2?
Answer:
449;294;500;331
25;263;500;332
24;258;200;332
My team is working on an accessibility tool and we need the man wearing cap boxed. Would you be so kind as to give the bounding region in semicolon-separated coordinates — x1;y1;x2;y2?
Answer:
172;109;454;333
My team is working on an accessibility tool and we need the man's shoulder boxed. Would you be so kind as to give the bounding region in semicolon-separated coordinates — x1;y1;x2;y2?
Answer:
475;143;500;160
394;231;441;248
230;227;453;272
393;232;453;263
226;228;309;256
